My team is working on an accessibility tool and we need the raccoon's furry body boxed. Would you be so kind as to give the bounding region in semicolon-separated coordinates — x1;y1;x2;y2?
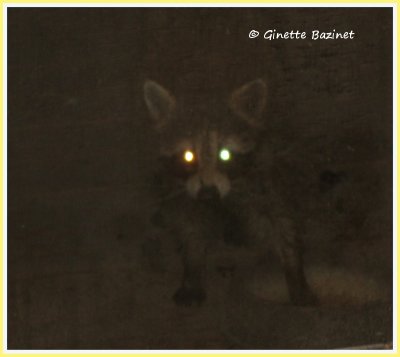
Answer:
144;79;316;306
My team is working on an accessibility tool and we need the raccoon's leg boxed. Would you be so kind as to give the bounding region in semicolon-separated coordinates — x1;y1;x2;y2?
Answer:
173;238;207;306
273;217;317;306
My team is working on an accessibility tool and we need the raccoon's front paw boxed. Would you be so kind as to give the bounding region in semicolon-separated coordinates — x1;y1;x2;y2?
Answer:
173;286;206;307
291;288;318;307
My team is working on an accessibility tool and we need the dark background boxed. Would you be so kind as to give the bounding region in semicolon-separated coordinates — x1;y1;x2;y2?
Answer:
8;7;393;349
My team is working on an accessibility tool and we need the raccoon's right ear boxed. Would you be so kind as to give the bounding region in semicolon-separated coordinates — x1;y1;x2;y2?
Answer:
144;80;176;129
229;79;267;127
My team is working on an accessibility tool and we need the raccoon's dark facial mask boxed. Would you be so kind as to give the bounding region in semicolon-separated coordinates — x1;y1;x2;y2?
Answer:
144;79;267;199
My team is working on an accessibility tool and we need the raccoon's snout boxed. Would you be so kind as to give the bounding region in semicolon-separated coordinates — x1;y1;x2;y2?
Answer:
197;186;219;201
186;171;231;199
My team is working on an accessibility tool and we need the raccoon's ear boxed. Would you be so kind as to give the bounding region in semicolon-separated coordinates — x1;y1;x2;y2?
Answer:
230;79;267;127
144;80;175;129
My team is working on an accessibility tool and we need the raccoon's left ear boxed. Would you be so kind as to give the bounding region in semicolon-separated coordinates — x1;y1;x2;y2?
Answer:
144;80;176;129
229;79;267;127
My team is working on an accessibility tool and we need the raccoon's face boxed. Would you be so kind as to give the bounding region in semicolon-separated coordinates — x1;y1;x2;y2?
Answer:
144;79;267;200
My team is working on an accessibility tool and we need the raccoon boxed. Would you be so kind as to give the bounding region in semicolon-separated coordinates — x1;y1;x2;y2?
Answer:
144;78;316;307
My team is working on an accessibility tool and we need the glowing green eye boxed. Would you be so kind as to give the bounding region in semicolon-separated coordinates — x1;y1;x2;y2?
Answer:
219;148;231;161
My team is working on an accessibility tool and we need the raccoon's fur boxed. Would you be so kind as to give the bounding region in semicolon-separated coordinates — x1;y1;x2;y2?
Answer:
144;79;316;307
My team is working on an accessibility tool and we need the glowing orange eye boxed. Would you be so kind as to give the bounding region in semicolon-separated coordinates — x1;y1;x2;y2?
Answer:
183;150;195;163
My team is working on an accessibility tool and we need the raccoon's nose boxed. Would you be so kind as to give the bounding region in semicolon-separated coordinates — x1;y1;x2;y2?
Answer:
197;186;219;201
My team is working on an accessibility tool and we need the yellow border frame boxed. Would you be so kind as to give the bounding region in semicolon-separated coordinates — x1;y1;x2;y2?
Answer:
1;1;397;356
